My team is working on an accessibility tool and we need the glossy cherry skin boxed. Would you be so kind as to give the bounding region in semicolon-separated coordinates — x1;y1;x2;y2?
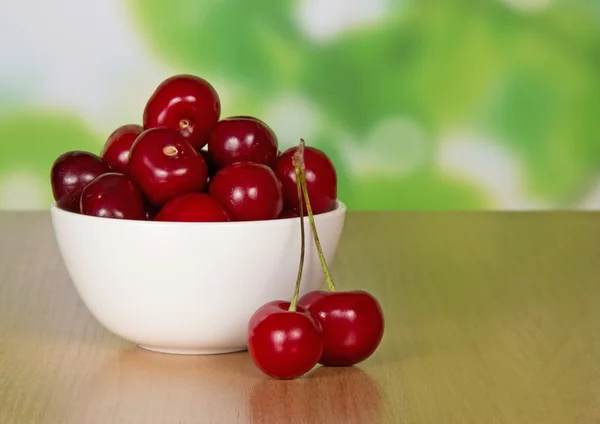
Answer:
80;173;147;220
100;124;143;174
209;162;283;221
298;290;385;367
208;116;278;168
129;128;209;206
143;74;221;150
155;193;231;222
248;300;323;379
274;146;337;215
51;151;111;213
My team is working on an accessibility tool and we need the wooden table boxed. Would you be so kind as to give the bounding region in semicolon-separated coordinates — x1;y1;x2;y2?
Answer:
1;211;600;423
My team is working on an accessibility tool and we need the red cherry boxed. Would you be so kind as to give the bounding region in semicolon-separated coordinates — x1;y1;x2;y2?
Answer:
155;193;231;222
51;151;111;213
209;162;283;221
274;146;337;215
129;128;208;206
143;74;221;150
248;300;323;380
100;124;143;174
207;116;278;168
287;139;384;367
80;173;147;220
298;290;384;367
278;208;300;219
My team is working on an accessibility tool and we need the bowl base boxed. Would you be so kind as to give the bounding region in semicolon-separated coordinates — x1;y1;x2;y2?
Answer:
138;345;247;355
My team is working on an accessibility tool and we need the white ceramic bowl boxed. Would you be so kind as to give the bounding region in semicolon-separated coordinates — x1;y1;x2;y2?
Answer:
50;202;346;355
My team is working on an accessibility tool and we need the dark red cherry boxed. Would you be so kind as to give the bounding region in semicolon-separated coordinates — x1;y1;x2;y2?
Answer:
80;173;147;220
100;124;143;174
209;162;283;221
51;151;111;213
278;208;300;219
200;148;220;178
274;146;337;215
248;300;323;380
129;127;208;206
144;203;159;220
298;290;385;367
207;116;278;168
143;74;221;150
155;193;231;222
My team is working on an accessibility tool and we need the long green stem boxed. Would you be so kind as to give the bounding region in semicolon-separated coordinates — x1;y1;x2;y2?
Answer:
292;139;336;292
288;164;306;312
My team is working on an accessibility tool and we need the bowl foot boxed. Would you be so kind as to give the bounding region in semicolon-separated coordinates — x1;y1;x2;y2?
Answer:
138;345;247;355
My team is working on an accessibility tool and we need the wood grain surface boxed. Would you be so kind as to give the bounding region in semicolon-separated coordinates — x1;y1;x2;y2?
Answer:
1;211;600;423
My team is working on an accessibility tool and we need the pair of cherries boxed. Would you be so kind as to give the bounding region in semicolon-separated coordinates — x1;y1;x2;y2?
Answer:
248;140;385;380
50;74;338;223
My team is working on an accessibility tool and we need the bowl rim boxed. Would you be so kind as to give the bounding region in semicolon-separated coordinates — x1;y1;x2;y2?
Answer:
50;200;347;229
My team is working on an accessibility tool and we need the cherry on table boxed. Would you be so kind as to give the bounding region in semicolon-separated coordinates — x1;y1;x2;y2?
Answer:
155;193;231;222
247;148;322;380
207;116;278;168
143;74;221;150
129;127;208;206
209;162;283;221
274;146;337;215
298;290;384;367
248;301;323;380
100;124;143;174
80;173;147;220
51;151;111;213
292;139;385;367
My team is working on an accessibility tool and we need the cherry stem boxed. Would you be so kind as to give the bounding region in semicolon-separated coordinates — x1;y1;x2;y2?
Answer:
292;139;336;293
162;145;178;157
288;163;306;312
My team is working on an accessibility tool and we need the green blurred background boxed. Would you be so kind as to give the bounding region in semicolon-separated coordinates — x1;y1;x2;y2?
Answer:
1;0;599;210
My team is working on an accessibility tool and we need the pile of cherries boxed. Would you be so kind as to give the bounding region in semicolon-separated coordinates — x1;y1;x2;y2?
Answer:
248;140;385;380
50;74;337;222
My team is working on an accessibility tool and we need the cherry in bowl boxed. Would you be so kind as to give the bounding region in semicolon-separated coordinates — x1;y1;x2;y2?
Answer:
274;146;337;215
100;124;144;174
143;74;221;150
209;162;283;221
155;193;231;222
278;209;300;219
51;151;111;213
80;173;147;220
208;116;278;169
129;127;208;206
